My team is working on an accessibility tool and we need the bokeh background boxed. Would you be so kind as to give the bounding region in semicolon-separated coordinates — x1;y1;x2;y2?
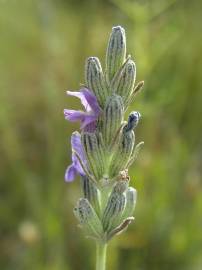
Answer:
1;0;202;269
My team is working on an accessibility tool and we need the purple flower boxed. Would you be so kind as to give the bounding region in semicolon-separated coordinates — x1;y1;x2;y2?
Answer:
64;88;101;131
65;131;87;182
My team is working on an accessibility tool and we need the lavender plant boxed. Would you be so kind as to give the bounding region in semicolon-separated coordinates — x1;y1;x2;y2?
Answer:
64;26;144;270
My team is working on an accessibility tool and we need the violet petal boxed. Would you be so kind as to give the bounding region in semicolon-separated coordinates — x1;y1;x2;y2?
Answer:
65;165;77;182
64;109;85;122
80;115;97;130
71;132;83;157
66;91;89;110
81;88;101;114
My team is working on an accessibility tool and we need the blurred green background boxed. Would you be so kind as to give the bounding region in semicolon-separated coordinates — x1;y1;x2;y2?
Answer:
1;0;202;269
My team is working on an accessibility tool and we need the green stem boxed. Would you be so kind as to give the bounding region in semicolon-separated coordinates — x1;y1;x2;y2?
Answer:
96;242;107;270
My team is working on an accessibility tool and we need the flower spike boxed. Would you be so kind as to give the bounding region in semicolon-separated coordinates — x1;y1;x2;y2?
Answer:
63;26;144;270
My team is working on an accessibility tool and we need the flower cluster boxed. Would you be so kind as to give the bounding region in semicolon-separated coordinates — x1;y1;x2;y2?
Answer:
64;26;144;243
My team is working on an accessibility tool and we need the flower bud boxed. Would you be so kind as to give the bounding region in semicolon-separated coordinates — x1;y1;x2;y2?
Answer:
111;59;136;103
81;132;105;180
85;57;107;107
106;26;126;83
122;187;137;219
102;181;127;231
73;198;103;238
109;127;135;178
124;111;141;132
81;175;100;213
103;95;124;146
107;186;136;240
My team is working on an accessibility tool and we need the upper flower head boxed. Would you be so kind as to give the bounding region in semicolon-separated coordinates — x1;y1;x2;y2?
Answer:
65;131;87;182
64;88;101;131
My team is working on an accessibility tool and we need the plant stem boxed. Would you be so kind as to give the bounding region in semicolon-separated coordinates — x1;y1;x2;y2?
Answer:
96;242;107;270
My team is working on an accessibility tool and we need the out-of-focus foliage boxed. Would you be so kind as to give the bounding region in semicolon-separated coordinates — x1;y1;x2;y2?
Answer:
0;0;202;269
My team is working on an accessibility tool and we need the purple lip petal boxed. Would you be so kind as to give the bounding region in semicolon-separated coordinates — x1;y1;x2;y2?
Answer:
80;88;101;114
65;165;77;182
72;154;85;176
64;88;101;131
71;132;83;155
65;132;87;182
71;132;86;162
66;91;89;110
64;109;85;122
